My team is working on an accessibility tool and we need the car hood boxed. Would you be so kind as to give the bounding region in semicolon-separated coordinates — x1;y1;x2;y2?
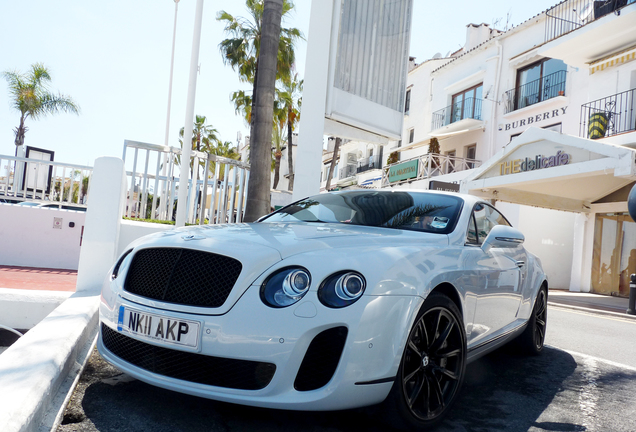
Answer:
118;222;448;315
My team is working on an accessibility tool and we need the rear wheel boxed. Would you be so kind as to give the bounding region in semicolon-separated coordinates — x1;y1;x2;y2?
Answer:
382;292;466;430
517;287;547;355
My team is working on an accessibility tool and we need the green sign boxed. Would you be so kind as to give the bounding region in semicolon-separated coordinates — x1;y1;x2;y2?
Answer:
389;159;418;182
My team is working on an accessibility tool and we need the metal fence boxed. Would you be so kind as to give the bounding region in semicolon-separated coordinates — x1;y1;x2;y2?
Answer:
545;0;635;43
504;70;567;114
431;97;483;130
0;154;92;207
381;153;481;187
356;154;382;174
122;140;250;225
579;88;636;139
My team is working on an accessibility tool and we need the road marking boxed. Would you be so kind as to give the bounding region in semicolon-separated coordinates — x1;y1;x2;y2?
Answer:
578;357;600;432
546;344;636;373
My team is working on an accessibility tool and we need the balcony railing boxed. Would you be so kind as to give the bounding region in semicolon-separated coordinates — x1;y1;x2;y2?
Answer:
381;153;481;187
339;164;357;179
504;70;567;114
545;0;635;43
579;88;636;139
0;155;92;207
431;97;483;130
356;154;381;174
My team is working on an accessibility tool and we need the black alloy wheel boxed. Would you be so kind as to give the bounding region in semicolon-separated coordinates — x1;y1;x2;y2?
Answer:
517;286;548;355
383;292;466;430
532;289;547;350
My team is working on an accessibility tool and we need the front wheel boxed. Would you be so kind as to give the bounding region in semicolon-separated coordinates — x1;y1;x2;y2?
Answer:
382;292;466;430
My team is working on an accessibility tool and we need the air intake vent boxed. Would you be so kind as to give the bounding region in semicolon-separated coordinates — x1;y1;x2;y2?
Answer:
101;324;275;390
294;326;348;391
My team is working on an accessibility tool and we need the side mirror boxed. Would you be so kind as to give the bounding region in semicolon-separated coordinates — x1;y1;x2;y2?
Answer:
481;225;524;252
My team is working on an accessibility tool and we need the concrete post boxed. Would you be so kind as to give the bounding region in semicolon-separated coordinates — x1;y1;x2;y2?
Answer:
75;157;128;294
292;0;334;201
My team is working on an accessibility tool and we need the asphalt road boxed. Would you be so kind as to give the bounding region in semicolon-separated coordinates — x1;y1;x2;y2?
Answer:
57;306;636;432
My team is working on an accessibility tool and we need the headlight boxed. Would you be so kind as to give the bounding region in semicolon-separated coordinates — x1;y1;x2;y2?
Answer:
318;271;366;308
261;267;311;308
111;249;133;280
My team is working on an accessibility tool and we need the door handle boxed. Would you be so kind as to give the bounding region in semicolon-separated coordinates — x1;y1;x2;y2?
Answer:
516;261;525;268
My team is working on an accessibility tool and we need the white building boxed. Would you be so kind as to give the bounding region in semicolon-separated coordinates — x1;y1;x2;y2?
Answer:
337;0;636;296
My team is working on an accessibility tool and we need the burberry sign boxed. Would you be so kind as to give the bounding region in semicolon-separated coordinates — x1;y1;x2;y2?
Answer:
499;106;568;131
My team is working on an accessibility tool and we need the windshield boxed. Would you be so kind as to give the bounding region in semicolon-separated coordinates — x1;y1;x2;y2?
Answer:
260;191;463;234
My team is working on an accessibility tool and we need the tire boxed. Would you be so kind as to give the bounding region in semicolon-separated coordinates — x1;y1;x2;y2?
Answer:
382;292;466;430
517;286;547;355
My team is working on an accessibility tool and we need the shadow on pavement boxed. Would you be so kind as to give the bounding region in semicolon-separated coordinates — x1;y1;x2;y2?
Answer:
60;345;581;432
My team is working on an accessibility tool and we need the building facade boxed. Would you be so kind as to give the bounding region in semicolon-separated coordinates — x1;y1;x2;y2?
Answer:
355;0;636;295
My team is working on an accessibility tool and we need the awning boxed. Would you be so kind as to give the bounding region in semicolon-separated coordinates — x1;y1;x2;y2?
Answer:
461;128;636;213
589;45;636;74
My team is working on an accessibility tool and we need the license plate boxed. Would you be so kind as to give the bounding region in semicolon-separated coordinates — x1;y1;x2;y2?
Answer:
116;305;201;349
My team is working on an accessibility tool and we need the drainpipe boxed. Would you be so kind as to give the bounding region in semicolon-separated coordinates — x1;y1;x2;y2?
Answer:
486;40;503;158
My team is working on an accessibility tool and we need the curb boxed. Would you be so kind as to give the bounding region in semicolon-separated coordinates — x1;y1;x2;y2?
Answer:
0;293;100;432
548;301;636;321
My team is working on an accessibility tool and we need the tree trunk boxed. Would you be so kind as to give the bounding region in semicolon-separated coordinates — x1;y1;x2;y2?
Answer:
286;112;294;191
273;151;281;189
248;59;259;164
244;0;282;222
325;137;341;191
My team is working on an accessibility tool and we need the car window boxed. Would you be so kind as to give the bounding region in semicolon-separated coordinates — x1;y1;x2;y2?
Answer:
466;214;478;245
473;203;511;243
261;191;464;235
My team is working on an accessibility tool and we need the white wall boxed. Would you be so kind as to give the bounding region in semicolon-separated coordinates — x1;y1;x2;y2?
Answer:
0;205;85;270
117;219;174;256
496;202;576;289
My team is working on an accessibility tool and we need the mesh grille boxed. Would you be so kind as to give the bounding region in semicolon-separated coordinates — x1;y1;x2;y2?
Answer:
101;324;276;391
124;248;242;308
294;326;348;391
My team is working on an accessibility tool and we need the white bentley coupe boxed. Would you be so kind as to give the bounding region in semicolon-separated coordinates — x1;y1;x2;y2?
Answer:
98;190;547;429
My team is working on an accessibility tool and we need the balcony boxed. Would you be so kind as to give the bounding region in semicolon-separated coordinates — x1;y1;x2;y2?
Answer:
430;98;484;137
540;0;636;67
579;88;636;139
381;153;481;187
504;70;567;114
356;154;381;174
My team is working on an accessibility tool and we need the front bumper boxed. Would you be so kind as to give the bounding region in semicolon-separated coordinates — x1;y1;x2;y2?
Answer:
98;284;421;411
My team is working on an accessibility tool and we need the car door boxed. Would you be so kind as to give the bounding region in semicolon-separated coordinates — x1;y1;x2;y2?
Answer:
465;204;524;346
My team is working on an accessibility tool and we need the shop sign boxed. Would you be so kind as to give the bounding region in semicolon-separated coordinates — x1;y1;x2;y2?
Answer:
429;180;460;192
389;159;418;182
499;150;570;176
499;106;568;131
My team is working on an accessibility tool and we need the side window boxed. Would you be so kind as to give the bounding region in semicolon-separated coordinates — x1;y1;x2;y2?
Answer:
473;203;511;243
466;214;478;244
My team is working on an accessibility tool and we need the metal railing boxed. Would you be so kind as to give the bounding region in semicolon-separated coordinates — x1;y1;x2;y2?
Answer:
0;154;92;207
122;140;249;225
381;153;481;187
432;97;483;130
579;88;636;139
545;0;635;43
504;70;567;114
356;154;382;173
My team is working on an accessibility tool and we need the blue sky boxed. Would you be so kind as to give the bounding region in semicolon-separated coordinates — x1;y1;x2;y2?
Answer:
0;0;560;167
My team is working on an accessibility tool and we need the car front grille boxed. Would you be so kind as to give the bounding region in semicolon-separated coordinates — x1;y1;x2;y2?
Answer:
124;247;242;308
294;326;348;391
101;324;276;391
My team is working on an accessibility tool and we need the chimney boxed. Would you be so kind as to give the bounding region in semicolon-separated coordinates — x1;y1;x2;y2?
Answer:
465;23;491;52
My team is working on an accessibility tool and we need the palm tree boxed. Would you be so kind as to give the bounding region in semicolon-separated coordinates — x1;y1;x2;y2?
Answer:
217;0;302;163
278;73;302;191
2;63;79;153
271;106;286;189
178;115;220;178
241;0;284;221
210;140;240;181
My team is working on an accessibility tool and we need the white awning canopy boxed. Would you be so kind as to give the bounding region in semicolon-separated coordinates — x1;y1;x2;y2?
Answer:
461;128;636;213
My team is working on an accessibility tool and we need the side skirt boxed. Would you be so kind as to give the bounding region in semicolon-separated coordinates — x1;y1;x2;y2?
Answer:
466;322;528;364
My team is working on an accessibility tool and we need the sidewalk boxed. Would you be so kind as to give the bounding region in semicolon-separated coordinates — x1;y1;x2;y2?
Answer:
548;289;633;318
0;265;77;292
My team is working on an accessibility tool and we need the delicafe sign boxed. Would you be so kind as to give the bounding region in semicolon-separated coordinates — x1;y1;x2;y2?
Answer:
499;150;570;176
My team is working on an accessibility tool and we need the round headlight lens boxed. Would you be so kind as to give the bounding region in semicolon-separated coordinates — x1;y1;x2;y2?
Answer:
318;271;366;308
261;267;312;308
